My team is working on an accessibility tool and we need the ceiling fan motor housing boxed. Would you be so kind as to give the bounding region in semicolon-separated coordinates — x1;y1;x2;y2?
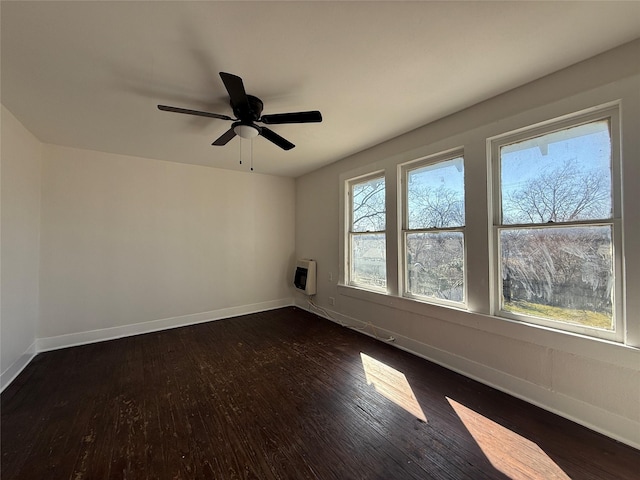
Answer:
232;95;264;121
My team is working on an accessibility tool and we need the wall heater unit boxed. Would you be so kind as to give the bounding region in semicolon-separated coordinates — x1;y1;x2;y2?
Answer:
294;259;317;296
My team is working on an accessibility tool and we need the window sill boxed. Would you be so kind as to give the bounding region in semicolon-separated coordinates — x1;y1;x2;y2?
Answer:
336;284;639;367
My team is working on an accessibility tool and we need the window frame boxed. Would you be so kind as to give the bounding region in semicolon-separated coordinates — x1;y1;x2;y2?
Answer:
489;105;623;342
346;171;387;292
400;150;467;308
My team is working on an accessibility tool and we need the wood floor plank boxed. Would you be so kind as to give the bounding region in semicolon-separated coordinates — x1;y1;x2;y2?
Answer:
2;307;639;479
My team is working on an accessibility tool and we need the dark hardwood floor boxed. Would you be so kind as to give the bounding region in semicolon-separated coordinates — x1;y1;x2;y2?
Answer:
2;307;638;479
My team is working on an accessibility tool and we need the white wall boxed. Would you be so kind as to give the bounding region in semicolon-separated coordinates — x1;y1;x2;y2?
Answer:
1;105;42;389
37;145;295;348
1;104;296;385
295;40;640;448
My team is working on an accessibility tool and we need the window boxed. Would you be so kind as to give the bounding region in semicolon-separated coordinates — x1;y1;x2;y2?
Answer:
492;109;621;340
348;173;386;290
402;154;465;305
340;103;626;344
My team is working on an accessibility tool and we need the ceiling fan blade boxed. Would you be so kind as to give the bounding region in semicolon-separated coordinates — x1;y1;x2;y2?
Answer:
157;104;233;121
212;127;237;146
260;127;295;150
260;111;323;125
219;72;250;111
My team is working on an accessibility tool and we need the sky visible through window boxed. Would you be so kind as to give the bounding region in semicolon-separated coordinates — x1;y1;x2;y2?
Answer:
408;157;464;195
500;120;612;223
407;156;464;230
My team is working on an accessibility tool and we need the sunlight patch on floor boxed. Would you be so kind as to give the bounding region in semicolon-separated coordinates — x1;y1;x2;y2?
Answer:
360;353;427;422
446;397;570;479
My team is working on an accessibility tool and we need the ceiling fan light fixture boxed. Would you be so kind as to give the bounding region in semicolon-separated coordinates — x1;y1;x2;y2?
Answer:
234;124;259;139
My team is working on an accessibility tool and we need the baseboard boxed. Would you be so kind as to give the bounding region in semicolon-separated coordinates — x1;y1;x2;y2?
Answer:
1;341;37;393
389;329;640;451
8;298;638;449
297;298;640;450
37;298;295;352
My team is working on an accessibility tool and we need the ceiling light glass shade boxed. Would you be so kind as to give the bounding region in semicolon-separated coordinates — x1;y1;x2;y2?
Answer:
234;124;259;139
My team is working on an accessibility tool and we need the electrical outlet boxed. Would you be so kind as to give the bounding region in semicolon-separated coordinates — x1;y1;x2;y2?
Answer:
328;297;335;306
328;272;333;282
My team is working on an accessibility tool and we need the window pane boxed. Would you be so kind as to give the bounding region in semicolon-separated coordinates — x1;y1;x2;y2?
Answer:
351;233;386;289
500;121;612;224
406;231;464;302
500;225;613;330
352;177;385;232
408;157;464;229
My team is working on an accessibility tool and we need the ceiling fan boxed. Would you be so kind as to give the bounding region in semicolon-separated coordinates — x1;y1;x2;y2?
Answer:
158;72;322;151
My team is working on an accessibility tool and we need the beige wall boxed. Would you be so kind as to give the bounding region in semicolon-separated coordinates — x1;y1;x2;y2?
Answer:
1;105;42;388
295;41;640;447
38;145;296;342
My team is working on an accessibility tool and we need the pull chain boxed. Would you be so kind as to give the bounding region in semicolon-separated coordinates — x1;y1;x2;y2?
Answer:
238;138;254;172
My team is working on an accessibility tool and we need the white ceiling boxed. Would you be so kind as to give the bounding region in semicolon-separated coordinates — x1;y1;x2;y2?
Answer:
2;1;640;178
